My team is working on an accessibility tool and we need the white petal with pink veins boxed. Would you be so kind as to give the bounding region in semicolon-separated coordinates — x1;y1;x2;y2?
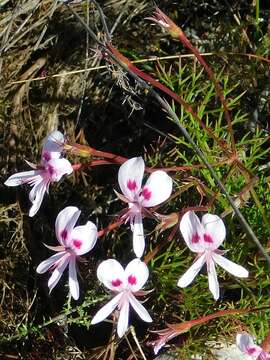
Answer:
97;259;126;292
36;251;67;274
141;170;172;207
117;298;130;337
177;253;206;288
118;157;145;200
70;221;97;255
212;253;249;278
128;293;152;322
69;256;79;300
91;293;122;324
202;213;226;249
4;170;43;187
42;130;64;163
179;211;205;252
124;258;149;292
48;253;70;293
29;180;48;217
55;206;81;246
45;158;73;182
207;258;219;300
132;213;145;258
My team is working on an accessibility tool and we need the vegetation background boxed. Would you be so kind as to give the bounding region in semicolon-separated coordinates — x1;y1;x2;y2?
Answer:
0;0;270;359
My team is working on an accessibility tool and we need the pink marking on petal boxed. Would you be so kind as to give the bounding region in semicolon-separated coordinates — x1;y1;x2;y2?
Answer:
73;239;82;249
112;279;122;287
42;151;51;162
47;164;55;176
192;232;200;243
128;275;137;285
127;179;137;191
61;229;68;241
247;348;257;355
141;187;151;201
203;233;213;243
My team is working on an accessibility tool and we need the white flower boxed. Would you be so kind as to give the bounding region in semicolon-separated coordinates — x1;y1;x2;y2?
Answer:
91;258;152;337
36;206;97;300
4;131;73;217
117;157;172;258
177;211;249;300
236;332;270;359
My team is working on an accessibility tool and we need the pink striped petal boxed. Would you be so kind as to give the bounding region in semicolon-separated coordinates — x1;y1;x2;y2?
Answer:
36;251;67;274
4;170;42;187
48;254;70;293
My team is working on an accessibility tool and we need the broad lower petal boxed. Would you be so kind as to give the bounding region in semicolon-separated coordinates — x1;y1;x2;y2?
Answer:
36;251;67;273
125;258;149;292
4;170;42;187
55;206;81;245
128;293;152;322
141;170;172;207
48;254;70;293
29;180;47;217
179;211;205;252
97;259;126;291
207;258;219;300
70;221;97;256
42;130;64;163
212;253;249;278
177;253;206;288
46;158;73;182
117;298;130;337
132;213;145;258
91;293;122;325
69;257;79;300
236;332;262;357
118;157;145;200
202;213;226;249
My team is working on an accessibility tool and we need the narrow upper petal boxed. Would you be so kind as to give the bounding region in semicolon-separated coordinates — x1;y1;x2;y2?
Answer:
212;253;249;278
91;293;122;324
118;157;145;200
179;211;205;252
29;179;47;217
177;253;206;287
48;253;70;293
70;221;98;256
132;213;145;258
42;130;64;163
236;332;263;357
4;170;42;187
117;298;130;337
207;258;219;300
55;206;81;246
202;213;226;250
45;158;73;182
124;258;149;292
69;256;79;300
97;259;126;292
128;292;152;322
141;170;172;207
36;251;67;274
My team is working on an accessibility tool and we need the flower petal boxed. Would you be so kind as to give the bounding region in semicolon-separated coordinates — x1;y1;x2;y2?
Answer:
47;253;70;293
212;253;249;278
202;213;226;249
91;293;122;325
179;211;205;252
118;157;145;200
141;170;172;207
29;179;47;217
236;332;263;357
177;253;206;288
117;298;130;337
132;213;145;258
4;170;42;187
42;130;64;163
69;256;79;300
124;258;149;292
45;158;73;182
36;251;67;273
55;206;81;246
69;221;97;255
207;258;219;300
128;293;152;322
97;259;126;291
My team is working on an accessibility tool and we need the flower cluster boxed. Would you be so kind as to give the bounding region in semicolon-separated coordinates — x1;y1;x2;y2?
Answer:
5;131;250;344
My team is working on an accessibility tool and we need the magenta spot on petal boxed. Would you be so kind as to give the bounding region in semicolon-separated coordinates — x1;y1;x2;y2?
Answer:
203;233;213;243
192;232;200;243
42;151;51;162
73;239;82;249
61;229;68;240
141;187;151;200
47;164;55;176
247;347;256;355
127;179;137;191
128;275;137;285
112;278;122;287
